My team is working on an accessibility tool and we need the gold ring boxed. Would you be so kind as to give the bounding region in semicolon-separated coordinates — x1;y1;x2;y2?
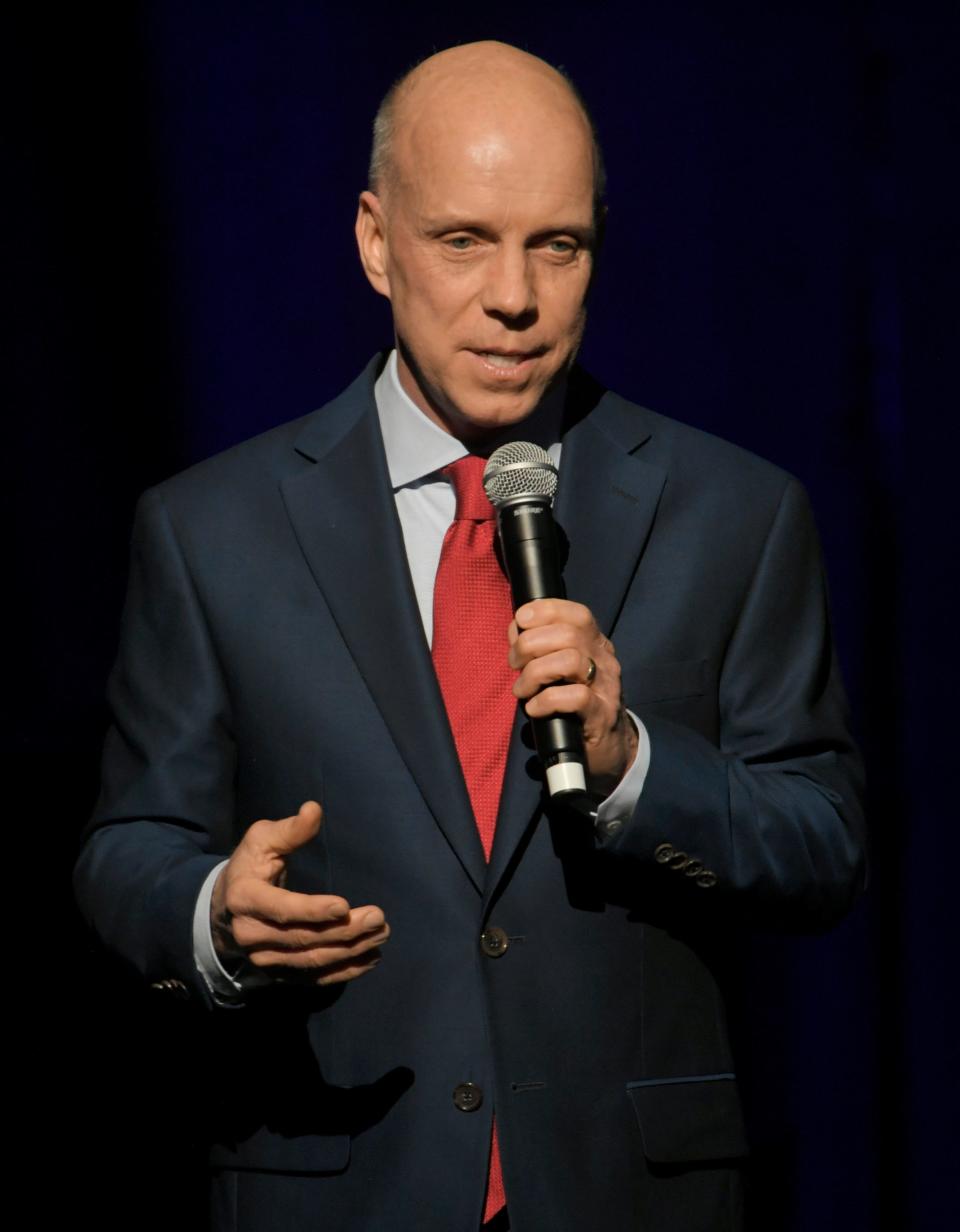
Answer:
585;657;597;686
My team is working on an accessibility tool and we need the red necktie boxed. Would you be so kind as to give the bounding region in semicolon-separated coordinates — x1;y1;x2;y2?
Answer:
431;454;514;1223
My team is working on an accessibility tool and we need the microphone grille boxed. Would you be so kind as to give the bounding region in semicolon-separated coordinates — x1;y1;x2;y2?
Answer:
483;441;559;508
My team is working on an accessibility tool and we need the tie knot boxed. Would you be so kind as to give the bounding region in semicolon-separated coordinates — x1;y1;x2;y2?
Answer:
443;455;496;522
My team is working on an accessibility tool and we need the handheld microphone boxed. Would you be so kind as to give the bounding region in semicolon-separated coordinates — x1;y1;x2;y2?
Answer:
483;442;587;799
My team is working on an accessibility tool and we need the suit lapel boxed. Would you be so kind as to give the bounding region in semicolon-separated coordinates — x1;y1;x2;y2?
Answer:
280;363;487;893
485;379;667;896
553;385;665;634
279;361;666;900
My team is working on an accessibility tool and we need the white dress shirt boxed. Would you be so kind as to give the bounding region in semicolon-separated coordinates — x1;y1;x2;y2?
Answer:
194;351;651;1001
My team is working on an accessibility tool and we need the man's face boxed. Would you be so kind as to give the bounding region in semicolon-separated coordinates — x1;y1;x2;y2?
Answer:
356;92;597;442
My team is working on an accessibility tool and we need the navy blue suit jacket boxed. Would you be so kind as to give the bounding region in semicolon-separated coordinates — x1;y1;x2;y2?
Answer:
75;355;865;1231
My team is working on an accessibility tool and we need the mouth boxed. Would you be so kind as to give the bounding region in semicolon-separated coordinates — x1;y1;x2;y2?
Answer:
468;347;546;378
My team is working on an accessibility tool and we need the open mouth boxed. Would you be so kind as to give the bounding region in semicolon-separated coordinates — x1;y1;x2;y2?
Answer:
470;348;545;376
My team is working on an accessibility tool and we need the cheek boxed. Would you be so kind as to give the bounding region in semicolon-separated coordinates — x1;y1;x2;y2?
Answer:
537;271;589;332
559;303;589;356
393;280;476;353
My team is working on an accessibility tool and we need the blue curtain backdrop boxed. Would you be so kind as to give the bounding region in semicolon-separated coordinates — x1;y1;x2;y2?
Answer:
15;2;956;1229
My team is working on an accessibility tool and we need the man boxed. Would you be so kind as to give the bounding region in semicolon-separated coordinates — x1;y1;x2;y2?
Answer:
75;40;866;1232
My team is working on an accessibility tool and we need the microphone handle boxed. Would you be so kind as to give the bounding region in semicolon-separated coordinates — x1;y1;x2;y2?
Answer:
497;500;587;797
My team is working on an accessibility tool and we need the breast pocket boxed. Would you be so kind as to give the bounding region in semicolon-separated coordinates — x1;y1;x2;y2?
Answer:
626;1074;749;1163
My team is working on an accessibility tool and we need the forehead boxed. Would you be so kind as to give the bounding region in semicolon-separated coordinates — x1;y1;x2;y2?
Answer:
391;82;596;226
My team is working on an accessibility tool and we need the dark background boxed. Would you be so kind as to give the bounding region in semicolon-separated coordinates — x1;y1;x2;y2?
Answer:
12;2;957;1229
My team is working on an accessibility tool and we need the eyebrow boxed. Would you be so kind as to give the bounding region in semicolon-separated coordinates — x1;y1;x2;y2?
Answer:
420;216;596;243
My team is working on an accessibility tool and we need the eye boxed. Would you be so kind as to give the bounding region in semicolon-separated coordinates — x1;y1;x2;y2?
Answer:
547;238;578;256
445;236;476;251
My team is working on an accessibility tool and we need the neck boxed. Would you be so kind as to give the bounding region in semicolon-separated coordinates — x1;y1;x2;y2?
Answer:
394;345;568;452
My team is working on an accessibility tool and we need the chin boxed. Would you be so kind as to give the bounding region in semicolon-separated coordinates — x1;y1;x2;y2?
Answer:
451;393;542;438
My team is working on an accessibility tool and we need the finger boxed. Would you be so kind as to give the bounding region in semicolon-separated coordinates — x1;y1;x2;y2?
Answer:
515;599;594;630
512;647;586;699
245;801;324;861
509;622;581;668
226;879;352;926
250;923;390;953
316;949;384;985
247;931;387;969
522;682;597;720
254;951;383;988
232;913;389;952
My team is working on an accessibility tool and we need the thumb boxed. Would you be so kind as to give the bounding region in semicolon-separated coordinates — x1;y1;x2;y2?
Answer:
263;800;324;857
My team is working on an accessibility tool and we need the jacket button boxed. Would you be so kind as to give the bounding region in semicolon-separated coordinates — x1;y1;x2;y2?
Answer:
668;851;690;871
599;817;623;838
683;859;704;877
696;870;718;888
453;1082;483;1112
654;842;675;864
480;927;509;958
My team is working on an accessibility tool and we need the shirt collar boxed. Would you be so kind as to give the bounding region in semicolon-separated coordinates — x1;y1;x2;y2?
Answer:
375;351;466;489
374;349;566;491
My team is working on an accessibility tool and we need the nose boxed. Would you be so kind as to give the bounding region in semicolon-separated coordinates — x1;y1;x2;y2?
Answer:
480;244;537;324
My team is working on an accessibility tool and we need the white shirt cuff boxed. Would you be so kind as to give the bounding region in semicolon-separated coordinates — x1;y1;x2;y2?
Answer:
594;711;650;836
193;860;251;1004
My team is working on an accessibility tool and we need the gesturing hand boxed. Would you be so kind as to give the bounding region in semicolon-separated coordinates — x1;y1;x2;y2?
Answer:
508;599;638;794
210;800;389;985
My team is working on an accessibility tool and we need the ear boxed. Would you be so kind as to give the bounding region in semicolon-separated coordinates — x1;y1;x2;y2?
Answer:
355;190;391;299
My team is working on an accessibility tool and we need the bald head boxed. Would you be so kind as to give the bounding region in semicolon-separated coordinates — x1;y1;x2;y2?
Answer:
354;40;601;440
368;42;605;225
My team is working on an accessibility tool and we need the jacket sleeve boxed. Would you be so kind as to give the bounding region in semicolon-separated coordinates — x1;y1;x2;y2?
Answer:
74;486;237;1004
597;477;867;928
